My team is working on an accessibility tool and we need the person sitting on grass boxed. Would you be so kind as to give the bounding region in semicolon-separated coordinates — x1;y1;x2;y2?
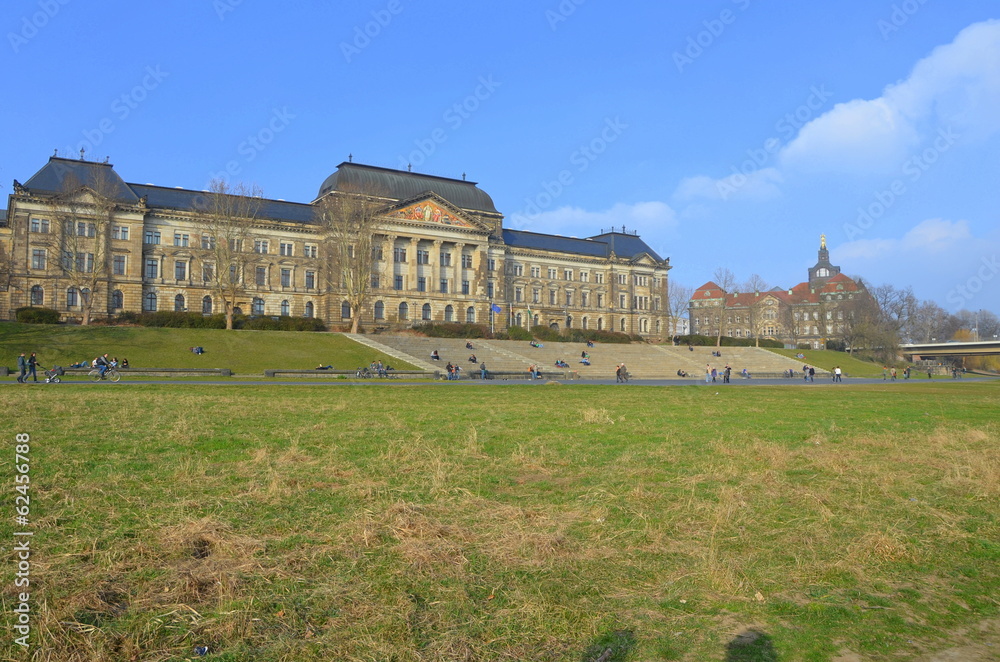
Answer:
315;364;333;370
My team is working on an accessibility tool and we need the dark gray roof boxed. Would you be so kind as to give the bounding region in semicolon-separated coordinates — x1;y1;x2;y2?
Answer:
22;157;139;202
129;184;317;224
503;229;664;262
587;231;664;261
318;162;497;213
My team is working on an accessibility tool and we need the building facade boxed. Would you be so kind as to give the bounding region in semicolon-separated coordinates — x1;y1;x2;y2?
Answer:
689;237;867;348
0;156;672;337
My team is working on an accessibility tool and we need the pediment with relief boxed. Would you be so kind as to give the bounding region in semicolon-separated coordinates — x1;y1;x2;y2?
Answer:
389;197;477;229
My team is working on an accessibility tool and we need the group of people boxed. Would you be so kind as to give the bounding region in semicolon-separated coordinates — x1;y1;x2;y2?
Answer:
15;352;42;383
16;352;126;383
616;363;630;383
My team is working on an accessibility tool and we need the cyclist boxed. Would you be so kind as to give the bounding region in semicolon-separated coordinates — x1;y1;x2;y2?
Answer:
95;353;112;378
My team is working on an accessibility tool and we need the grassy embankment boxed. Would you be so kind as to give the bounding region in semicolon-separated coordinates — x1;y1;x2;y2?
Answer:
769;348;909;378
1;381;998;660
0;322;416;375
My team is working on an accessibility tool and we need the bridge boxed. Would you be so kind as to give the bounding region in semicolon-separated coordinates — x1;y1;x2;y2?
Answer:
901;340;1000;359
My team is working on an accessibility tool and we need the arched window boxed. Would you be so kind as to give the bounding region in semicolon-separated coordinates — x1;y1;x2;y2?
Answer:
597;317;604;331
143;291;157;312
341;301;351;319
620;318;626;332
111;290;124;310
66;287;78;308
175;294;185;312
533;315;539;327
466;306;475;323
202;295;212;314
252;297;265;315
374;301;385;320
422;303;431;320
444;305;454;322
30;286;44;306
515;313;522;327
304;301;314;318
233;306;243;315
582;316;589;330
398;302;409;320
281;300;290;316
566;316;573;329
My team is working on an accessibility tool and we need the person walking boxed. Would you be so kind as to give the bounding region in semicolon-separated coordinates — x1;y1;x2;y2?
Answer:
16;353;28;383
724;365;731;384
808;366;815;383
480;362;488;380
890;367;897;381
834;366;842;383
27;352;40;382
705;364;712;384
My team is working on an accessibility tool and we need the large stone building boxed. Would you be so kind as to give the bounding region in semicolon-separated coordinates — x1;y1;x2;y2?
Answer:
689;237;867;348
0;155;672;336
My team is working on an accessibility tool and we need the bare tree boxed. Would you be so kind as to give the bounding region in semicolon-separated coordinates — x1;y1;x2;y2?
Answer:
742;273;769;347
195;180;264;330
712;267;736;346
315;188;387;334
666;281;692;340
54;171;119;325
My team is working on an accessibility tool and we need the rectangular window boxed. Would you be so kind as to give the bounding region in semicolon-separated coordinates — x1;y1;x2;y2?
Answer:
229;238;242;252
229;264;239;284
462;254;473;268
564;269;573;281
511;264;523;276
462;280;470;295
619;294;627;308
394;275;403;290
255;266;267;286
548;268;557;279
304;244;318;258
31;249;46;270
597;293;604;307
581;292;588;307
565;292;573;306
439;279;448;294
305;271;316;289
417;277;426;292
618;274;627;285
279;242;293;256
76;252;94;273
515;287;523;303
595;273;604;284
371;274;380;289
488;259;496;272
203;264;214;282
253;239;268;254
440;252;451;267
174;233;189;247
416;249;429;265
202;235;215;250
30;218;42;233
580;272;589;283
549;290;556;305
532;288;540;304
487;282;494;299
175;261;187;280
144;230;161;245
530;266;540;278
281;268;291;287
394;247;407;263
113;255;126;275
144;259;158;279
112;225;129;241
371;246;383;261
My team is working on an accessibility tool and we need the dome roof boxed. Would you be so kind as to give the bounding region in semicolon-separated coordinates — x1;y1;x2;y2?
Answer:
317;162;498;213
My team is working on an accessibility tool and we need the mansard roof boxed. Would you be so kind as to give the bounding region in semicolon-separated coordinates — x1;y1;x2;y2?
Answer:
502;229;665;263
21;157;140;203
128;184;317;224
317;162;498;214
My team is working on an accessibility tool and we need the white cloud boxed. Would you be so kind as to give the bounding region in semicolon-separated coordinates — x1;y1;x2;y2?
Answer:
674;167;783;203
835;219;973;260
509;201;678;238
780;19;1000;173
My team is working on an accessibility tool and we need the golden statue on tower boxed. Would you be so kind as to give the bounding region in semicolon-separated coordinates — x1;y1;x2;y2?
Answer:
820;233;827;250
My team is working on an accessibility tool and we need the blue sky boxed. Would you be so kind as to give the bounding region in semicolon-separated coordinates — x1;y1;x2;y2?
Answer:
3;0;998;315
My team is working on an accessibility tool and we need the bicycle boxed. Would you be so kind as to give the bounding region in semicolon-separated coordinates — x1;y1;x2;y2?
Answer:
89;366;122;382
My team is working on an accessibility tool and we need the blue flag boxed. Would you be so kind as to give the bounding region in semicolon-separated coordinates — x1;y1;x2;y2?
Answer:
490;304;502;313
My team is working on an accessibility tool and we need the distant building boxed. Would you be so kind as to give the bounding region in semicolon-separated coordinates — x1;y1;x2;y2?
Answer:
1;155;673;336
689;236;867;348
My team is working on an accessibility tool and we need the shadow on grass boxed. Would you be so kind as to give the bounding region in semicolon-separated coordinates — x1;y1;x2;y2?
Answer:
581;629;637;661
725;630;778;661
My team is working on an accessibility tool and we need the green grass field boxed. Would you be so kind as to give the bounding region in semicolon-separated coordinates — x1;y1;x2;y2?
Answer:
2;381;998;661
0;322;416;375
